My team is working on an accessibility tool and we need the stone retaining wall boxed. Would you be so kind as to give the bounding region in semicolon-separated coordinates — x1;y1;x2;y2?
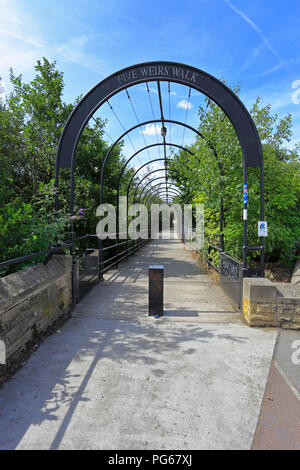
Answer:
243;264;300;329
0;255;72;376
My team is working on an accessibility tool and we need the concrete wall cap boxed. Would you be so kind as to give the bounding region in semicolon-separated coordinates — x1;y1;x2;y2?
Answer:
0;255;72;314
243;277;273;286
243;277;276;303
291;258;300;284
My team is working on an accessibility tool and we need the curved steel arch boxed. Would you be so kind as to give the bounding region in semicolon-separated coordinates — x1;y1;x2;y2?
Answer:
99;119;204;207
126;178;179;241
55;61;265;275
116;155;187;251
144;191;181;208
57;116;221;244
55;119;203;215
125;187;182;253
132;167;180;203
119;151;193;206
142;181;181;204
117;157;174;237
145;195;181;208
56;61;263;170
125;145;193;192
138;177;179;201
117;141;194;191
144;187;182;201
104;124;215;225
126;157;180;200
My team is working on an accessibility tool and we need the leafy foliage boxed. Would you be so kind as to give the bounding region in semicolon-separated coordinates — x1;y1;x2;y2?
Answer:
0;58;133;273
170;88;300;266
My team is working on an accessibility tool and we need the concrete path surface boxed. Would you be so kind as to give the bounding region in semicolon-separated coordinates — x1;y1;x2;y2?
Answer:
0;236;298;449
76;236;240;322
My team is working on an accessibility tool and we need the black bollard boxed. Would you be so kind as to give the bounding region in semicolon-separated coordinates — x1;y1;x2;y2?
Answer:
149;265;164;317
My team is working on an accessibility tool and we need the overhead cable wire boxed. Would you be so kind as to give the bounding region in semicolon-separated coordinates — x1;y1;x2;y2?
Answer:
106;99;143;167
125;88;152;163
168;82;172;144
197;97;211;142
156;80;169;204
91;116;114;144
146;82;161;159
181;87;191;147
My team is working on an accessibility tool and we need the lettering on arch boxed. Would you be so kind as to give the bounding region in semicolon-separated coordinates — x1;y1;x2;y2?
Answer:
116;64;199;86
56;61;263;170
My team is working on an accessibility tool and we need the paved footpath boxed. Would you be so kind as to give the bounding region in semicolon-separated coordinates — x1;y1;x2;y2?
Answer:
0;236;299;449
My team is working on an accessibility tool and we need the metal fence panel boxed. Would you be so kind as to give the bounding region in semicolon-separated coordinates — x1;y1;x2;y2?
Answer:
219;252;242;308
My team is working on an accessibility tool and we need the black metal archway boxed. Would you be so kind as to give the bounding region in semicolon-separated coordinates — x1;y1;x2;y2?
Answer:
55;61;265;291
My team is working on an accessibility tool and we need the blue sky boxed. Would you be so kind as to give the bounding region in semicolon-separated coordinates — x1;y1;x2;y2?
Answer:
0;0;299;178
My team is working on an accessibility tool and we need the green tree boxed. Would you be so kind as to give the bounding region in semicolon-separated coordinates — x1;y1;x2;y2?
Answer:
170;89;300;266
4;58;73;199
0;58;134;271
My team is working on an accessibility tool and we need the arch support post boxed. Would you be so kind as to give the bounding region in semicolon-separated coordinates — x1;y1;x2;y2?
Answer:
220;168;225;252
242;166;248;273
54;60;265;283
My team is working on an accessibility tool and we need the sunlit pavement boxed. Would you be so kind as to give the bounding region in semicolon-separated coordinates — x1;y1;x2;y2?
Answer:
0;236;298;450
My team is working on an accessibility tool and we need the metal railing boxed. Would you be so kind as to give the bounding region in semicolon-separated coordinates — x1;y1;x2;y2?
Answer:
204;234;263;308
207;244;222;272
99;229;150;275
0;241;74;270
0;229;151;303
204;233;224;272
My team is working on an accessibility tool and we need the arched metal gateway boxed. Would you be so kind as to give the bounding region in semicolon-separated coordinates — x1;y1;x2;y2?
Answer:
55;61;265;307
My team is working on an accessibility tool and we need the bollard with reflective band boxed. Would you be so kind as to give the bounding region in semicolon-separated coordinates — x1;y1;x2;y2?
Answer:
149;265;164;317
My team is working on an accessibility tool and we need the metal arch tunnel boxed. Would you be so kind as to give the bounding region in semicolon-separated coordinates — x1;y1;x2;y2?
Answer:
55;60;265;308
145;190;182;207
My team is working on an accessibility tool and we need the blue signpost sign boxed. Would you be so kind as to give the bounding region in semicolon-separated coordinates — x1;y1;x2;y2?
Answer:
243;184;247;204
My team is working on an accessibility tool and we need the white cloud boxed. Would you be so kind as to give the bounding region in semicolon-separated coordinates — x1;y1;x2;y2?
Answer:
285;138;300;151
241;88;293;112
0;0;47;84
259;63;285;77
0;2;109;83
0;0;44;49
176;99;193;110
1;46;39;71
0;26;44;48
140;124;162;136
224;0;286;69
57;36;107;76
